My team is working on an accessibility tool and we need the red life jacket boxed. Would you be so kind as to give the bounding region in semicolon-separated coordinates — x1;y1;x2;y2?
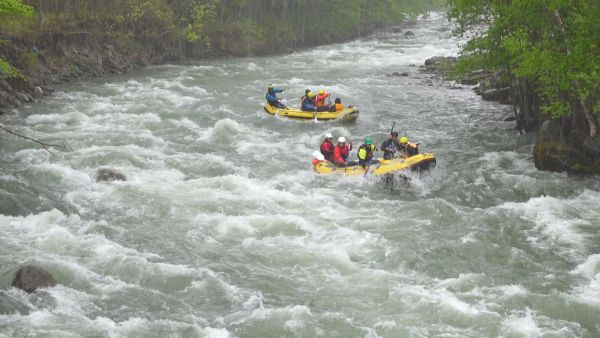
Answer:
332;144;350;165
320;140;334;161
316;93;330;107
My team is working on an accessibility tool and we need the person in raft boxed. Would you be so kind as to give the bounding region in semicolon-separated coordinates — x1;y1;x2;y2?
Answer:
315;89;330;112
328;97;344;112
381;131;401;160
332;136;352;166
301;91;317;111
266;84;285;108
357;136;378;168
320;133;335;161
398;136;419;158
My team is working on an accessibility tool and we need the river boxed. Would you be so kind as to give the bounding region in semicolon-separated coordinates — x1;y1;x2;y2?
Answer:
1;13;600;338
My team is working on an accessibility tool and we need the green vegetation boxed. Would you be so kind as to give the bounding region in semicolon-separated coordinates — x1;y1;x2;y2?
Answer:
0;0;34;79
447;0;600;137
0;0;32;16
0;0;445;91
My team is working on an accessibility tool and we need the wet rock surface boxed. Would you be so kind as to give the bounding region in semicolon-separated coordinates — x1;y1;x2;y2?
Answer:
95;168;127;182
534;120;600;174
12;265;57;293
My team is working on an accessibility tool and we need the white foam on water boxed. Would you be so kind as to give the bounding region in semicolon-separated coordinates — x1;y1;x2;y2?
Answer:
196;118;242;143
227;304;312;328
25;112;90;126
11;148;52;165
500;194;590;251
30;162;93;187
460;232;476;244
500;310;543;338
570;254;600;306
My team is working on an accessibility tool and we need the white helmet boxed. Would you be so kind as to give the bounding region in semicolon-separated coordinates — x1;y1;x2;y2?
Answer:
325;132;333;139
338;136;346;143
312;150;325;161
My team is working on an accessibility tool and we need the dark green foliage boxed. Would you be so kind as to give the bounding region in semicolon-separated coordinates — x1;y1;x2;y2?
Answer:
0;0;445;86
447;0;600;136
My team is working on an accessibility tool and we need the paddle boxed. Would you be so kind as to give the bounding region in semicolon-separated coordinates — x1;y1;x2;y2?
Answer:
277;88;288;109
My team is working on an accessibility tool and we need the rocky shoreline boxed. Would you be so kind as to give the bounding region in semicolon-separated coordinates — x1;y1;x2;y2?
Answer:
412;56;600;175
0;42;161;109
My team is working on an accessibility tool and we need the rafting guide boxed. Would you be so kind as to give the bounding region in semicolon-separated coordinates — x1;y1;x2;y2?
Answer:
266;84;286;108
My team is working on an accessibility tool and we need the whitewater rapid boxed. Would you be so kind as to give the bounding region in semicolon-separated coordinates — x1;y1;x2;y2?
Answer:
1;13;600;337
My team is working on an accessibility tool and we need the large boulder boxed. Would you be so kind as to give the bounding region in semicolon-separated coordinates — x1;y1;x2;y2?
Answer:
95;168;127;182
421;56;457;74
424;56;457;67
12;265;57;293
481;87;511;104
533;141;589;174
387;71;409;77
583;136;600;156
534;120;600;174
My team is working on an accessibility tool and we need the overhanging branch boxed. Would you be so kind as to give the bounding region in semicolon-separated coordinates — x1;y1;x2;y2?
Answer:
0;124;65;155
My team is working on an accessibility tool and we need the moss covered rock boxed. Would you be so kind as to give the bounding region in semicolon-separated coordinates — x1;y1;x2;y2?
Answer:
534;120;600;175
533;141;588;173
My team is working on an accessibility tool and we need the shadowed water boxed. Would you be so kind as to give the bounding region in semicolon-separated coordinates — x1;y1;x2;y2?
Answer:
1;13;600;338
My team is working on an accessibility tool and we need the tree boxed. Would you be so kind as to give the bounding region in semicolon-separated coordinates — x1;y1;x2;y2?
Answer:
447;0;600;137
0;0;33;16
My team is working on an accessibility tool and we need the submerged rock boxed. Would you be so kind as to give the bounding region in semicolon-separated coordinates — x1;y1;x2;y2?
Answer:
12;265;57;293
403;31;415;37
95;168;127;182
387;71;409;77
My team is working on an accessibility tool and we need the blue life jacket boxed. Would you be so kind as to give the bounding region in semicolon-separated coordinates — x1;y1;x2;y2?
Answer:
266;88;283;103
301;97;315;111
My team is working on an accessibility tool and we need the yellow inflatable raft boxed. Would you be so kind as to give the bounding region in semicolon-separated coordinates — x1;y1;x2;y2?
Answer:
264;103;359;122
313;153;436;176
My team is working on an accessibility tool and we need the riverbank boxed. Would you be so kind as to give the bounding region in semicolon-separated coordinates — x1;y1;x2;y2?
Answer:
418;55;600;175
0;1;445;109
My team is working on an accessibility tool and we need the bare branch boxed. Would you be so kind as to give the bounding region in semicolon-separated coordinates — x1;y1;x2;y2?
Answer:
0;123;65;156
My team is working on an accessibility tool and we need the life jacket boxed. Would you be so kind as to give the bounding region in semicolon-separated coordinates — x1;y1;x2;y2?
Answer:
382;139;400;159
320;140;334;160
301;96;315;111
316;93;330;107
266;88;282;103
358;144;375;161
333;144;350;164
335;103;343;111
400;143;418;158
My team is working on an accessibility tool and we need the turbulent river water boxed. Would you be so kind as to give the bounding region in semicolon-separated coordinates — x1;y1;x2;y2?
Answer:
1;13;600;338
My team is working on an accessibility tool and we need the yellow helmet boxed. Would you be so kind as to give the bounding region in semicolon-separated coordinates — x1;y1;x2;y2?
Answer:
318;89;325;95
400;136;409;144
307;92;314;98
